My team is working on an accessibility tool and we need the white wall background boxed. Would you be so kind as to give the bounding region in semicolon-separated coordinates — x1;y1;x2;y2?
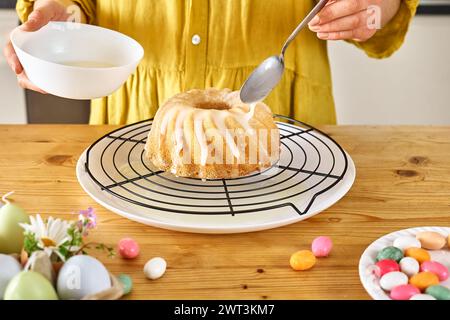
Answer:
329;15;450;125
0;9;26;124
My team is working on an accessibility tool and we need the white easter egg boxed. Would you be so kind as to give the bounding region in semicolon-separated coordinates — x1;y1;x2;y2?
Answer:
144;257;167;280
393;236;421;252
399;257;420;277
0;254;22;299
379;271;408;291
57;255;111;300
410;294;436;300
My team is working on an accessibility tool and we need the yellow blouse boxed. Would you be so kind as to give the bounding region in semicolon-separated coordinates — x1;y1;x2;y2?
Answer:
17;0;418;126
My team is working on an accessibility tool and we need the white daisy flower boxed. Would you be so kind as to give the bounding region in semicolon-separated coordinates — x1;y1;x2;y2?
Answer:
20;214;79;261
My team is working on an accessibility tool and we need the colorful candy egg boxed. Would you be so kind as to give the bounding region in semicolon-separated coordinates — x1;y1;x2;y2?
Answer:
425;285;450;300
376;246;403;263
118;274;133;295
393;236;421;252
410;294;436;300
405;247;430;264
311;236;333;257
118;238;140;259
290;250;316;271
420;261;449;281
399;257;420;277
409;272;439;292
374;260;400;277
144;257;167;280
390;284;420;300
379;271;408;291
416;231;446;250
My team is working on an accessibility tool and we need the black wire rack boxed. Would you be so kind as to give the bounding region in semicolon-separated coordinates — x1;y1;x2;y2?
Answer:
84;115;349;217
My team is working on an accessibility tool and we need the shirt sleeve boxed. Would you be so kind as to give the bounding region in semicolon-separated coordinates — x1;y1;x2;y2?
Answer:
348;0;419;59
71;0;96;24
15;0;34;22
16;0;96;25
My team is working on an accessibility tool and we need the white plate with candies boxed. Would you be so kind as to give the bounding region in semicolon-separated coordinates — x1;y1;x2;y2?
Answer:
359;226;450;300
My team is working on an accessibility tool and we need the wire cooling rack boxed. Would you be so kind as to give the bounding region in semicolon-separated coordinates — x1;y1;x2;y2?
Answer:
83;115;349;217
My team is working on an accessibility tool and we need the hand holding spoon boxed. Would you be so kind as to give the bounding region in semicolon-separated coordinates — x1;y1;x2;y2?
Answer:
240;0;329;104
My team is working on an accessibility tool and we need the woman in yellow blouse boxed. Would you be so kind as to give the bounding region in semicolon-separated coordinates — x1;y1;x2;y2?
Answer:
5;0;418;126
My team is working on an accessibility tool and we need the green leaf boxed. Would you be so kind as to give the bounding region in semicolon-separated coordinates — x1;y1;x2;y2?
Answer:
23;232;41;255
58;246;69;258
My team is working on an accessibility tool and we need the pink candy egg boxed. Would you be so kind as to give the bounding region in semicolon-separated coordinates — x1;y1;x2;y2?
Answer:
420;261;449;281
118;238;140;259
311;236;333;257
375;259;400;277
390;284;420;300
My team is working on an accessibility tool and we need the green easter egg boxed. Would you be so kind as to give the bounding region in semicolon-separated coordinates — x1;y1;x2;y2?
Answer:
0;203;29;254
118;274;133;295
426;285;450;300
376;246;404;262
4;271;58;300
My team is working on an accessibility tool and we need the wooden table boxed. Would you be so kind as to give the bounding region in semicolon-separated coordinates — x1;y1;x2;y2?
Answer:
1;125;449;300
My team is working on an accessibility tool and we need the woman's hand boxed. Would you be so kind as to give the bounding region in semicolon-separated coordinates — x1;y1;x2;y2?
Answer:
308;0;401;41
3;0;85;93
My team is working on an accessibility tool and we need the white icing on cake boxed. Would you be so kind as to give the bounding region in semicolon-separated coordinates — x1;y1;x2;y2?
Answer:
159;99;261;167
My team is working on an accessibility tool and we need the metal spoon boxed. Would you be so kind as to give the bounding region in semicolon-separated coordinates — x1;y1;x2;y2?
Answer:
240;0;329;104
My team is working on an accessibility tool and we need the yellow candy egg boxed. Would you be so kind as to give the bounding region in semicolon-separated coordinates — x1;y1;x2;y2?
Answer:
290;250;316;271
416;231;446;250
405;248;431;264
409;272;440;292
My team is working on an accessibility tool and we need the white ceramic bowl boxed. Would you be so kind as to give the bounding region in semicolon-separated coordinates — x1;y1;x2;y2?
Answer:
10;22;144;99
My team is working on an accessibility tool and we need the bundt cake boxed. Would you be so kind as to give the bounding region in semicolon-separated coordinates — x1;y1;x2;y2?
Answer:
145;88;280;179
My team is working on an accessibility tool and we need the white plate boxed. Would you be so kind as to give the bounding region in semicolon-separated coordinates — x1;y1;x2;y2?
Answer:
76;119;356;234
359;226;450;300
